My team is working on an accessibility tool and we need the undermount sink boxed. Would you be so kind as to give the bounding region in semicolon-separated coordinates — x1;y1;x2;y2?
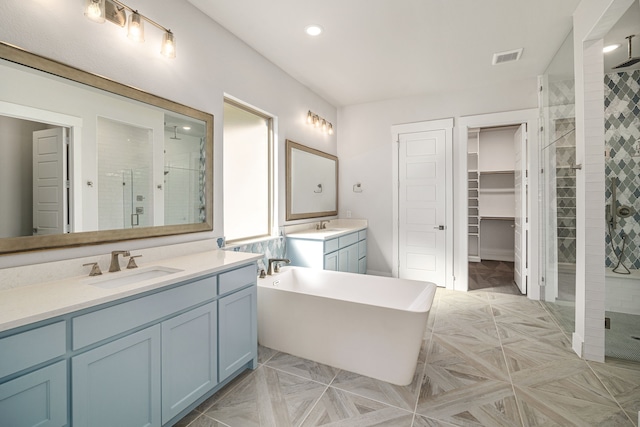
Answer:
89;266;183;289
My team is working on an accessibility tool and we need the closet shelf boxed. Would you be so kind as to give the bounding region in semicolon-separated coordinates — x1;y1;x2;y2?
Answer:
478;188;515;194
479;170;514;174
479;216;514;221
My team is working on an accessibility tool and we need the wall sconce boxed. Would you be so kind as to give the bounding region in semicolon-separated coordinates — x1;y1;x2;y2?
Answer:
84;0;176;58
306;110;334;135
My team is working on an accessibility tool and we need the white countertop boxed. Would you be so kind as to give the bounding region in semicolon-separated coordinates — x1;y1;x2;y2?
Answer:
285;219;367;241
0;250;262;333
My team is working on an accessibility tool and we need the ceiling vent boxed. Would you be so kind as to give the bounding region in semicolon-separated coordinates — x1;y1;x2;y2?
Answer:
492;48;523;65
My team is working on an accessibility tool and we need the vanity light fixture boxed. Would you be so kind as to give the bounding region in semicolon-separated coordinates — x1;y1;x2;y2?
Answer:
306;110;334;136
84;0;106;23
84;0;176;58
127;11;144;43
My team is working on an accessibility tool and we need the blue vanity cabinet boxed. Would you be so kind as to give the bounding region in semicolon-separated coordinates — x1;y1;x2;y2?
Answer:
218;266;258;382
358;229;367;273
72;325;162;427
337;232;360;273
289;229;367;274
0;321;67;427
161;302;217;424
1;260;259;427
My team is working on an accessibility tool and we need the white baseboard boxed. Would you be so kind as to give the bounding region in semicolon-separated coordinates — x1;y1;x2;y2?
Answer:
479;249;514;262
366;269;392;277
572;332;583;357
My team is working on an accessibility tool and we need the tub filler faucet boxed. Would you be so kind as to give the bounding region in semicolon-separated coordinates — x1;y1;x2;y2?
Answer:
267;258;290;275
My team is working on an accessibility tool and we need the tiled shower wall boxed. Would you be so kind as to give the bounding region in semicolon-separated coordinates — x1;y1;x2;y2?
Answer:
604;70;640;269
226;236;286;273
547;79;577;265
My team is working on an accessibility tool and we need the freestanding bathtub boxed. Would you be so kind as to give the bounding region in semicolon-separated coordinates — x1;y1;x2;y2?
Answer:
257;266;437;386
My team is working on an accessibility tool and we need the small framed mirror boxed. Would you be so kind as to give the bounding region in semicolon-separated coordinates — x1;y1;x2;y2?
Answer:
286;139;338;220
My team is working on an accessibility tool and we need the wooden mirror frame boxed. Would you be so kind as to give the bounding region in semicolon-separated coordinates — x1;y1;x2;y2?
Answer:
0;42;213;254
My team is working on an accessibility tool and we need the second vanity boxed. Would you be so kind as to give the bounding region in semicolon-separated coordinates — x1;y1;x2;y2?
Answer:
0;249;262;427
286;219;367;274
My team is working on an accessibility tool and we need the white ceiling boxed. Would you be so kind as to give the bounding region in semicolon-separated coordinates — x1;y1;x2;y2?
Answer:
187;0;637;107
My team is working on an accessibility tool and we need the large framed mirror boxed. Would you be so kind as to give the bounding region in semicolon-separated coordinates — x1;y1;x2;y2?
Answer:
0;42;213;254
286;139;338;220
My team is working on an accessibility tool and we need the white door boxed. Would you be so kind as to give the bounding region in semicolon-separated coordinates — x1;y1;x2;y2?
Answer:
32;128;67;235
398;130;446;285
514;124;527;294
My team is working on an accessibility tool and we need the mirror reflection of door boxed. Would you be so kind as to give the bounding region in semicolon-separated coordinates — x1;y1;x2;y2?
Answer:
32;127;68;235
0;115;70;238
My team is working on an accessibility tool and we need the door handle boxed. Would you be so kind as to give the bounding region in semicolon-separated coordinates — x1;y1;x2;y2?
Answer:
433;225;446;230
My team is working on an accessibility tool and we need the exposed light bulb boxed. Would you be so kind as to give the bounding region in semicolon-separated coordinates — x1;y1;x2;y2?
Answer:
328;123;334;135
313;115;320;127
307;110;313;124
321;119;327;132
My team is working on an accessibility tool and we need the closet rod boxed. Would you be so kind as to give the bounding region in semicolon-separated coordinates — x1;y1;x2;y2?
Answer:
479;124;521;132
480;216;515;221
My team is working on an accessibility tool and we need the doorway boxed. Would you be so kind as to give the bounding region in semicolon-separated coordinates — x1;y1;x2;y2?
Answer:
392;118;454;288
456;109;539;295
467;125;525;294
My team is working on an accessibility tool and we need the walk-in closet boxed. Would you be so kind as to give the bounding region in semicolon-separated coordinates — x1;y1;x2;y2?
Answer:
468;126;524;291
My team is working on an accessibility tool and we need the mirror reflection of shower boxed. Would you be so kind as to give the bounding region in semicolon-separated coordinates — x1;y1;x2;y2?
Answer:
164;121;206;225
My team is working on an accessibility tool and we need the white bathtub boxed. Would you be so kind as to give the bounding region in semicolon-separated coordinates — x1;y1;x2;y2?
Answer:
257;266;437;385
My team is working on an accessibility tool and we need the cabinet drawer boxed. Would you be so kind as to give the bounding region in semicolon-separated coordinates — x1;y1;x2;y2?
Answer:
358;229;367;241
0;361;67;427
0;321;66;379
358;240;367;259
219;265;255;295
338;232;358;248
324;238;339;254
73;275;216;350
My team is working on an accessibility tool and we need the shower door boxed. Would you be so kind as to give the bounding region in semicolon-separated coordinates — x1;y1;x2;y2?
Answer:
539;30;576;336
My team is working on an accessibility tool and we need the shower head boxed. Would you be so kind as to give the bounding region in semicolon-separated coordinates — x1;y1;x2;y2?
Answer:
170;125;181;140
612;35;640;69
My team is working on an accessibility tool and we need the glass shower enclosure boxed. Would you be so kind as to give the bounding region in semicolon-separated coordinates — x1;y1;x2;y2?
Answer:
539;30;577;337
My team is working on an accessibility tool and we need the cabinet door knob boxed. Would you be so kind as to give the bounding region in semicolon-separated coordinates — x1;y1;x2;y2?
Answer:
434;225;446;230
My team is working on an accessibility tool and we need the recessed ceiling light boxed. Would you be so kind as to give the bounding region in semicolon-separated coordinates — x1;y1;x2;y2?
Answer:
305;25;323;36
603;44;620;53
182;126;191;130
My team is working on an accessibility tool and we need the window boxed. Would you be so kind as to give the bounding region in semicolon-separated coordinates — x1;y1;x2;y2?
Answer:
223;99;273;242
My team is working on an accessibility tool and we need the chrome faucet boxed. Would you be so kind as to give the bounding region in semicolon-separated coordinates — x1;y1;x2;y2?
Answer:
109;250;130;272
267;258;290;275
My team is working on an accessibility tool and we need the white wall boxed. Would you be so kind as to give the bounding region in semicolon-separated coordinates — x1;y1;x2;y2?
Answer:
338;80;537;275
0;0;336;267
572;0;635;362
